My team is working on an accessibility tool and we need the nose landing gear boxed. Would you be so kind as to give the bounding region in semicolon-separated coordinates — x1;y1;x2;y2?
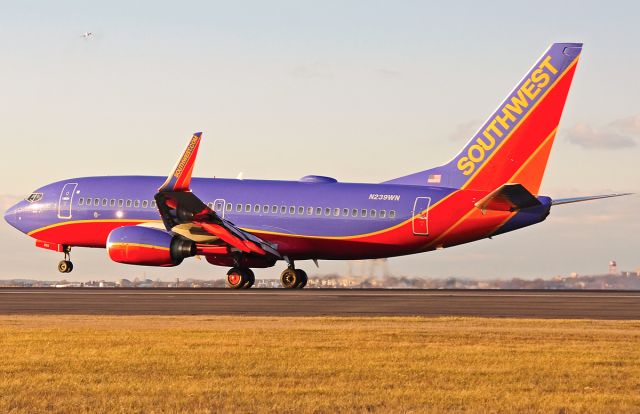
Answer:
57;246;73;273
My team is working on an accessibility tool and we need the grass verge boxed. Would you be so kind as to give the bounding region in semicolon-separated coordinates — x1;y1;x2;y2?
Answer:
0;316;639;413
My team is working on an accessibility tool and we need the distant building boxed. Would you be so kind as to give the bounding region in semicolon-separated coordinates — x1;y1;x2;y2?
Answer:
609;260;618;275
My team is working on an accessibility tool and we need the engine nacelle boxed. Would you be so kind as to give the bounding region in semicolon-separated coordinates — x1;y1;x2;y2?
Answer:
107;226;196;267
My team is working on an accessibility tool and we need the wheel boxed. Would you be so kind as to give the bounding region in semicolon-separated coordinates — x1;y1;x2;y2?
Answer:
242;268;255;289
295;269;308;289
58;260;73;273
280;268;299;289
226;267;246;289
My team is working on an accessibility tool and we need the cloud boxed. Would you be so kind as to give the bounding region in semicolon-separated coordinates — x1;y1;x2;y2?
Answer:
291;62;334;79
375;68;401;78
608;114;640;135
565;122;636;149
448;119;481;142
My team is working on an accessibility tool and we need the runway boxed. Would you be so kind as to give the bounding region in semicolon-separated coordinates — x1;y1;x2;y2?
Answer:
1;288;639;319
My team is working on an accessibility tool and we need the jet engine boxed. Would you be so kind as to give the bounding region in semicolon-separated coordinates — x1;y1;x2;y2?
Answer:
107;226;196;266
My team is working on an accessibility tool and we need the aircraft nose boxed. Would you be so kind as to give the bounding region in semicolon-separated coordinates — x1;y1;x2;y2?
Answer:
4;203;18;228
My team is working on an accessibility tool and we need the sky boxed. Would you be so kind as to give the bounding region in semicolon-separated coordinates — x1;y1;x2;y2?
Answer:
1;0;639;281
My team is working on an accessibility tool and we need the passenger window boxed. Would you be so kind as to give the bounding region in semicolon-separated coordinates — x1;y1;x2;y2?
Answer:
298;206;304;215
333;208;340;216
307;207;313;215
280;206;286;214
289;206;295;214
254;204;260;213
151;200;156;208
236;204;242;212
380;210;386;219
85;198;91;206
316;207;322;215
361;209;367;218
207;202;214;209
126;200;132;207
142;200;148;208
389;210;396;219
94;198;100;206
263;205;269;213
78;197;84;206
272;205;278;214
118;199;124;208
102;198;108;207
324;207;331;216
370;209;377;218
226;203;232;212
110;199;116;207
352;208;358;217
134;200;140;208
245;204;251;212
342;208;349;216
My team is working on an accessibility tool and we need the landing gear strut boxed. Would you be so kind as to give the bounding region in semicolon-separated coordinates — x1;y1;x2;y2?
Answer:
280;260;307;289
226;267;255;289
57;246;73;273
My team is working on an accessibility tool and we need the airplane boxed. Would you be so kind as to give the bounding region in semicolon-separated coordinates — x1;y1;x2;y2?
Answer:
81;32;94;39
4;42;630;289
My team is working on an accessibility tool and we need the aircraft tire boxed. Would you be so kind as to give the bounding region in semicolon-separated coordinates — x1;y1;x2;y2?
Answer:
280;268;299;289
58;260;73;273
242;268;255;289
226;267;246;289
295;269;308;289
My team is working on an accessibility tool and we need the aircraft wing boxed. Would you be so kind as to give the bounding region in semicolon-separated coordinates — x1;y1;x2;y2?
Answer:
551;193;632;205
153;133;281;258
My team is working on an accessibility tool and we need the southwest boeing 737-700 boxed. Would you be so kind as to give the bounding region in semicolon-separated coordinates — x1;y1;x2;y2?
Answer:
4;43;629;288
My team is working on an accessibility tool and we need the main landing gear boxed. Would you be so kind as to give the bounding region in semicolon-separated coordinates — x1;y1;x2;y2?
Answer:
57;246;73;273
226;267;255;289
280;263;307;289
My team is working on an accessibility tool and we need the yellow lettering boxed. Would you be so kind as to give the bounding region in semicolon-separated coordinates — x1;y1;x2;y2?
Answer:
495;108;514;129
539;55;557;75
531;68;550;89
468;145;484;163
457;157;475;175
521;79;540;100
504;89;529;115
486;119;503;138
477;133;496;151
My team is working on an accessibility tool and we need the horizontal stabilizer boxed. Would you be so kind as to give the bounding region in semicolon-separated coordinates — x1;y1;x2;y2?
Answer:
475;183;541;213
551;193;632;206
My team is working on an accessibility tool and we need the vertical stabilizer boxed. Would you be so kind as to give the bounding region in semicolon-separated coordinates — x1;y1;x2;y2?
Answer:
384;43;582;194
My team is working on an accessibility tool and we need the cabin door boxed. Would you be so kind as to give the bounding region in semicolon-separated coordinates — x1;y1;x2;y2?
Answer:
213;199;226;218
412;196;431;236
58;182;78;219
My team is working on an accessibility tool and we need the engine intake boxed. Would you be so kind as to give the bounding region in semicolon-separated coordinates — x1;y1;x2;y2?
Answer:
107;226;195;267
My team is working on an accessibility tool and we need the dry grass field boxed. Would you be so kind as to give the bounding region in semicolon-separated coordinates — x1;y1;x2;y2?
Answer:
0;316;639;413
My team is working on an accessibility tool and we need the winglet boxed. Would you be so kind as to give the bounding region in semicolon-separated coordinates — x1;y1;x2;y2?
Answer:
158;132;202;192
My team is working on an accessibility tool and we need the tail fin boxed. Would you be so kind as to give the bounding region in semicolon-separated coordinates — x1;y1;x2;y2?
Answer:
384;43;582;194
158;132;202;192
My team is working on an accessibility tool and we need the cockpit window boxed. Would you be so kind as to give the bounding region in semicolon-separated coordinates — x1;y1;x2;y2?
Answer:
25;193;43;203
